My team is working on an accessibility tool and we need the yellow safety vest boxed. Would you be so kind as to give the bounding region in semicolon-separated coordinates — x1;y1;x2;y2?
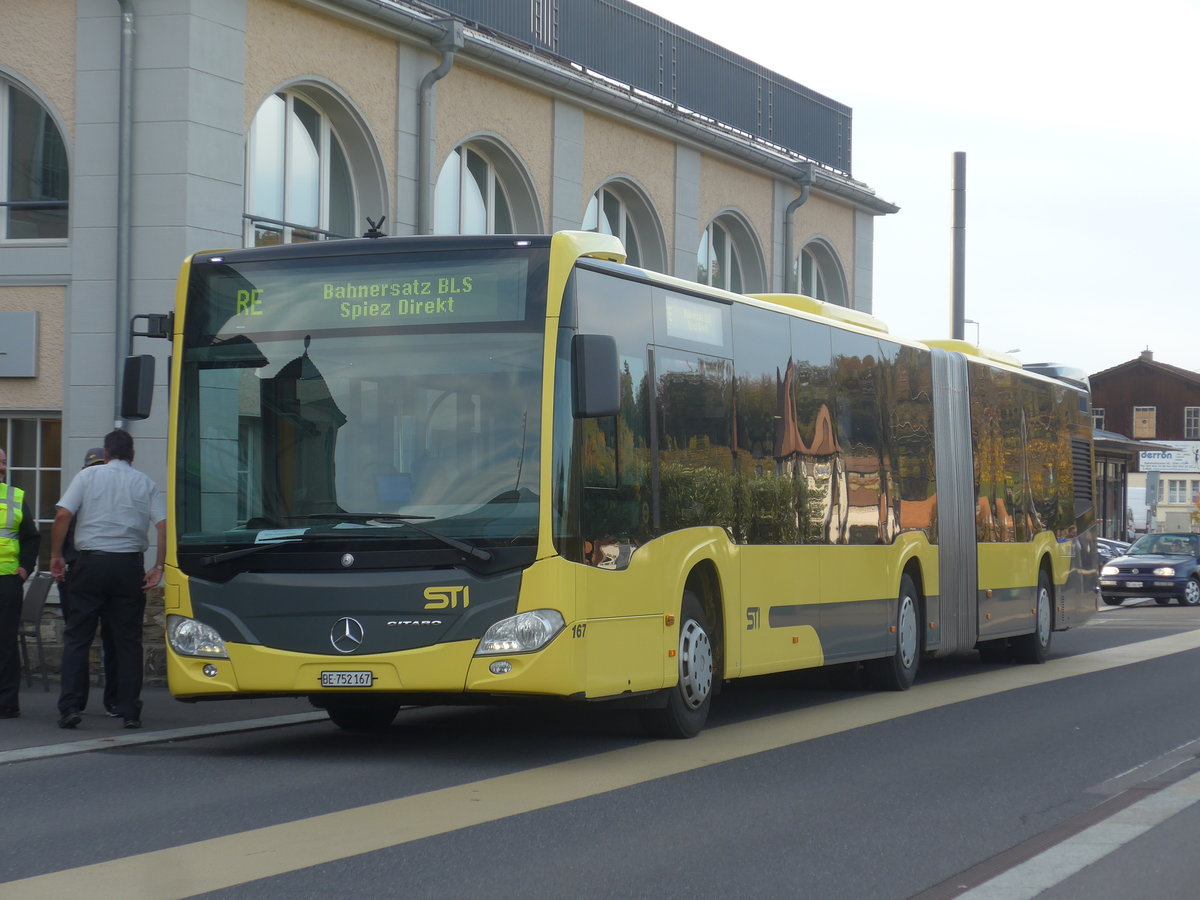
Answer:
0;482;25;576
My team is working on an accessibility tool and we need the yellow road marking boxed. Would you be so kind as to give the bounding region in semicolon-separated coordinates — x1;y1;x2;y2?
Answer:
6;629;1200;900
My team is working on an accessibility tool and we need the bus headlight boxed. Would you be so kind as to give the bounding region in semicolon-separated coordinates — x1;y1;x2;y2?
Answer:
476;609;565;655
167;615;230;658
1101;565;1119;576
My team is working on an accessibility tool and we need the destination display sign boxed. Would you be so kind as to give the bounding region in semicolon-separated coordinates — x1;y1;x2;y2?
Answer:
200;255;529;338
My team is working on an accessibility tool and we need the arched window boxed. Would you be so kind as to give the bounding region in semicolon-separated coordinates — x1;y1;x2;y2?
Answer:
1;78;68;240
696;214;764;293
434;144;512;235
245;90;365;246
434;138;540;236
795;240;848;306
582;179;665;272
697;220;740;291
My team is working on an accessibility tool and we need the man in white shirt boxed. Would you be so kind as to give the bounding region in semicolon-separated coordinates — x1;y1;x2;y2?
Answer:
50;429;166;729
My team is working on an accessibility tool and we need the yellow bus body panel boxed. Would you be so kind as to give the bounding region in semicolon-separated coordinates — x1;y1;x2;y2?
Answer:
736;544;825;676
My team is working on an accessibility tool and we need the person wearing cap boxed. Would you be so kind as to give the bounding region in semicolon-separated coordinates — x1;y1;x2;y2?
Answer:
58;446;118;716
50;429;166;729
0;446;42;719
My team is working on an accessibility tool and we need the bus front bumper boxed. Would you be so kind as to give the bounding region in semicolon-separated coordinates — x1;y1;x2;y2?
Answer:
166;630;585;701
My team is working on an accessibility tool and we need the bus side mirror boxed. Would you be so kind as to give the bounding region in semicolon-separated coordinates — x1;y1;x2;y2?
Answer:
572;334;619;418
121;354;155;420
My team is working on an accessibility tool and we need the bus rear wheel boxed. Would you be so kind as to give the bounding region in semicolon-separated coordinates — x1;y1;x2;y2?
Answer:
325;700;401;732
1012;570;1053;664
641;591;713;739
865;574;920;691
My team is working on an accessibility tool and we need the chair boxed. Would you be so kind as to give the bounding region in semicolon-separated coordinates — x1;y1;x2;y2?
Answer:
18;571;54;691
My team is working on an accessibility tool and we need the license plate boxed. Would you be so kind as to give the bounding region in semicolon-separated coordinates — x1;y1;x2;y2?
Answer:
1124;581;1143;588
321;670;373;687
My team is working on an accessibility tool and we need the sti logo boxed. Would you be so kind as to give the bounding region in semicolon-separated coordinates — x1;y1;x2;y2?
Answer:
424;585;470;610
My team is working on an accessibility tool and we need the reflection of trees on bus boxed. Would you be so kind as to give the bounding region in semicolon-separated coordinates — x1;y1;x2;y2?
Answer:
971;363;1076;543
576;282;939;567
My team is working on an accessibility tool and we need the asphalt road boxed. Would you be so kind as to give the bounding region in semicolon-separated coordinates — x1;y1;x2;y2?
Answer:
3;598;1200;899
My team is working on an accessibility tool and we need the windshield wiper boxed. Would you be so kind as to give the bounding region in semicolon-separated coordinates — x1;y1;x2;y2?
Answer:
201;539;305;566
294;513;493;561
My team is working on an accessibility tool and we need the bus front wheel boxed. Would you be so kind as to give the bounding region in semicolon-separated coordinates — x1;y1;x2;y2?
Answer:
641;591;714;739
865;574;920;691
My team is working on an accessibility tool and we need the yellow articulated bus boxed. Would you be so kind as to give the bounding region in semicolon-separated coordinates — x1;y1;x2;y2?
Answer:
124;231;1098;737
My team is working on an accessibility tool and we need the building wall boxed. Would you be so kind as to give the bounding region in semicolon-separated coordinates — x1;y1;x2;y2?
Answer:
438;64;555;229
245;0;397;201
1091;361;1200;443
0;287;66;408
580;110;675;247
0;0;76;136
1;0;887;499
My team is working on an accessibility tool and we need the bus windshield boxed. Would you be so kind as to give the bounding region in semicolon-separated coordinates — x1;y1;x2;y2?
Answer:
175;246;546;558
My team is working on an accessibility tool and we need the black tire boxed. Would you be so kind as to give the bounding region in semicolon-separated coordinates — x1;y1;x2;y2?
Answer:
865;574;920;691
641;591;714;739
1180;578;1200;607
1012;569;1053;664
1101;596;1123;606
326;701;400;732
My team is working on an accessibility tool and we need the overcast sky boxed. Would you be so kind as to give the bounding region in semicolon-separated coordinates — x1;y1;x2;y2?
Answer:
634;0;1199;377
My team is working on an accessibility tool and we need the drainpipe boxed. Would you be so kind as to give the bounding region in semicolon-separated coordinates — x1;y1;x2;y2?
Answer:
114;0;135;428
782;162;815;294
417;20;464;234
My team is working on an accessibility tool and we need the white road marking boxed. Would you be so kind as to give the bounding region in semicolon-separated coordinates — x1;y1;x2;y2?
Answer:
957;768;1200;899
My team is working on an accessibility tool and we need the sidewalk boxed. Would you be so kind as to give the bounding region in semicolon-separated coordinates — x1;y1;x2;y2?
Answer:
0;678;323;755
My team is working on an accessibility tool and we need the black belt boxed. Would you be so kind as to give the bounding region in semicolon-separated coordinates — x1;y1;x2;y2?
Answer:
79;550;143;557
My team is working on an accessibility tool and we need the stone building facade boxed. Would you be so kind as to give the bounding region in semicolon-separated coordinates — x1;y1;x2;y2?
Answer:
1;0;897;677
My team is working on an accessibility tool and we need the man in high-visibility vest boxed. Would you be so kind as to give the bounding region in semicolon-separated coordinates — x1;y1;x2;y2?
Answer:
0;446;42;719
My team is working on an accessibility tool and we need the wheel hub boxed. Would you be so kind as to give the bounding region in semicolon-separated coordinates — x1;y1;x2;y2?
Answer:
678;619;713;710
897;595;918;669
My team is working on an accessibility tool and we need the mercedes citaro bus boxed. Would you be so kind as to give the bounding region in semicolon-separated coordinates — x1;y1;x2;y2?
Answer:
122;231;1099;737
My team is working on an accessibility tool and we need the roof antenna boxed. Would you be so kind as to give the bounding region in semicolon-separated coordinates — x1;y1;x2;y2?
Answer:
363;216;386;239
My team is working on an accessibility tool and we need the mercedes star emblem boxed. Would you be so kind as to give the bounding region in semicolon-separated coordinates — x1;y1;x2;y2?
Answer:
330;617;365;653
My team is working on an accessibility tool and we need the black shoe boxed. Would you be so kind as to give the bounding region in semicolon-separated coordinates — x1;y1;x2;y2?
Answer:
0;707;19;719
58;709;82;729
105;707;120;718
123;718;141;729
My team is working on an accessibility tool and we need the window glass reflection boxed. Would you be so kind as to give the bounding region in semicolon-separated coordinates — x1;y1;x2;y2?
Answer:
245;91;356;245
434;144;514;235
4;82;69;239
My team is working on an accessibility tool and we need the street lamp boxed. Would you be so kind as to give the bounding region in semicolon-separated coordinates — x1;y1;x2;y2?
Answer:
963;318;980;345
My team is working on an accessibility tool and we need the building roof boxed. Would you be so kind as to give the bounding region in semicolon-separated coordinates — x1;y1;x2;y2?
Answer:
1091;351;1200;388
1093;428;1174;456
